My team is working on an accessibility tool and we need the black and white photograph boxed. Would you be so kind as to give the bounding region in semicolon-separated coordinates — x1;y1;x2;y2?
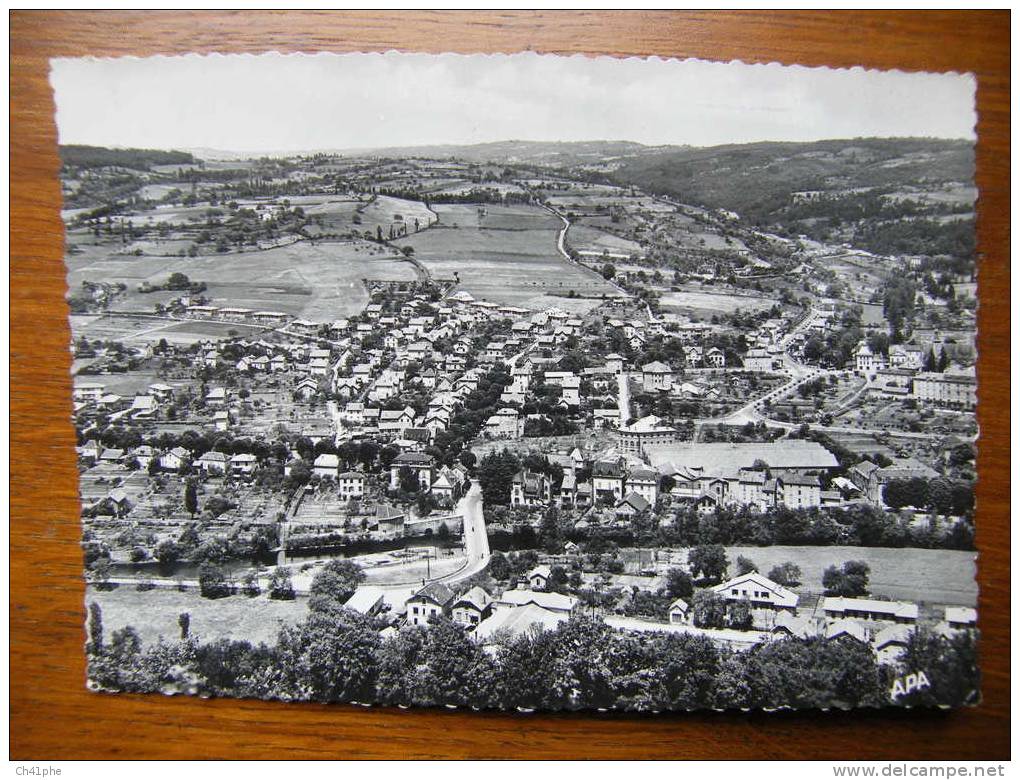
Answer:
53;51;980;713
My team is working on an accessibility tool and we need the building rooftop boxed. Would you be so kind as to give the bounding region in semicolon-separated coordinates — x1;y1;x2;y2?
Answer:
473;603;568;642
646;441;838;476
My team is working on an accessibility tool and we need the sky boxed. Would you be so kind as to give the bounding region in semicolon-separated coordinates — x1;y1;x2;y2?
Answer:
50;52;976;154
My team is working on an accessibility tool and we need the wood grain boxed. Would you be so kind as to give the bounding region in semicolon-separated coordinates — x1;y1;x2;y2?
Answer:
10;11;1010;759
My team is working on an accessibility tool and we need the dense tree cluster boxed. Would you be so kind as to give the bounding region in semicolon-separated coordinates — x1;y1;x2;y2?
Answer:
84;602;979;710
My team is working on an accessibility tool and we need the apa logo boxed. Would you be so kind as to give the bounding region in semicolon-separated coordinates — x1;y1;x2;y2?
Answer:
890;670;931;699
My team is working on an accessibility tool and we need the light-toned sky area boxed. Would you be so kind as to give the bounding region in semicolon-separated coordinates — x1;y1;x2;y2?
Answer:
50;52;976;153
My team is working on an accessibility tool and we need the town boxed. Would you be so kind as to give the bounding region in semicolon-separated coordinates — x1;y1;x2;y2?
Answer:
64;138;979;710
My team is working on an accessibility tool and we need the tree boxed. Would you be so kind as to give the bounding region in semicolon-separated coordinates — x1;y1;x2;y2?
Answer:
494;626;572;710
476;450;520;506
198;562;231;599
690;590;728;629
735;555;758;575
269;567;295;600
415;492;437;517
726;599;754;631
108;626;143;661
275;607;381;703
687;544;728;584
883;477;929;509
184;478;198;518
665;568;694;599
601;263;616;280
822;560;870;597
286;459;311;487
767;562;802;588
87;601;103;654
487;551;512;581
408;618;497;708
547;565;570;593
397;466;420;495
241;571;261;597
89;558;112;590
178;612;191;639
309;559;364;607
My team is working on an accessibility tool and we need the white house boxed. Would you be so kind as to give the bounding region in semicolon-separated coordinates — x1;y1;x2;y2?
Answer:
195;450;228;475
668;598;690;624
389;452;436;491
450;586;493;628
712;571;799;613
313;453;340;479
337;471;365;501
406;582;455;627
641;361;673;392
526;565;552;591
484;407;524;440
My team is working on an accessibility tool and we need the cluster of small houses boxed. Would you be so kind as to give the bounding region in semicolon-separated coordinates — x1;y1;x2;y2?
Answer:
74;389;945;527
337;565;976;659
506;437;937;521
72;285;966;534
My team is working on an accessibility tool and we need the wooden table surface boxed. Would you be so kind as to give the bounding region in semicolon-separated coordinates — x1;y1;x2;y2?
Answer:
10;11;1010;760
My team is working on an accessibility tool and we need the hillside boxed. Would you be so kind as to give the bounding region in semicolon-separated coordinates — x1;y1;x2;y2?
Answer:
610;137;976;260
60;145;195;171
357;139;681;167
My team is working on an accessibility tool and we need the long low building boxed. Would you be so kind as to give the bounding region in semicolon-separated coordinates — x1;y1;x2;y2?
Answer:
645;440;839;476
821;597;919;624
616;414;679;456
912;371;977;410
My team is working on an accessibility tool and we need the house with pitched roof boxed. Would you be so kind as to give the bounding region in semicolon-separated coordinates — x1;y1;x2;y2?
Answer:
712;571;799;613
641;361;673;392
389;452;435;491
511;470;552;508
451;586;493;628
406;582;456;627
196;450;229;475
614;491;651;518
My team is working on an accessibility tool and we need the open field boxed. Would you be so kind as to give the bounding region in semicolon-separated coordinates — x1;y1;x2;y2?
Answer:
179;241;415;322
67;239;417;332
360;195;436;233
654;545;977;607
434;181;525;196
86;585;308;647
361;553;466;585
659;289;779;317
568;224;644;256
402;204;623;308
74;369;163;397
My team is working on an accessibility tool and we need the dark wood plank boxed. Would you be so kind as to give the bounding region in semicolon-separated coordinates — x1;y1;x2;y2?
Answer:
10;10;1010;759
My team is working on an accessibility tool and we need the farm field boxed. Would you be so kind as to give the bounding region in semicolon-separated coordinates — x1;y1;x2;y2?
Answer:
69;239;417;328
434;181;525;196
402;204;623;308
655;545;977;607
86;585;307;648
74;369;163;397
659;289;779;317
568;224;644;257
359;194;436;234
